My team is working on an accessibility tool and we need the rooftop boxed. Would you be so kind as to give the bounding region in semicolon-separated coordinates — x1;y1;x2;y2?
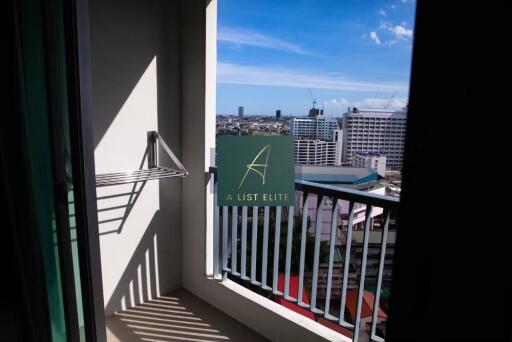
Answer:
295;165;381;185
345;290;388;321
344;107;407;117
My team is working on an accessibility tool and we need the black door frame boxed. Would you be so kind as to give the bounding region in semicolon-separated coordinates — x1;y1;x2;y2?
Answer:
64;0;107;340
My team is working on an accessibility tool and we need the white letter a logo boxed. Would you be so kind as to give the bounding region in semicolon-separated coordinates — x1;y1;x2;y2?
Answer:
239;145;271;189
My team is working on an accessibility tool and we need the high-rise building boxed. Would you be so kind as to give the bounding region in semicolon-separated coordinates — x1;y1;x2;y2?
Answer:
276;109;281;119
342;107;407;170
294;129;343;166
291;116;340;141
238;106;244;118
294;140;341;166
352;152;387;176
333;129;343;164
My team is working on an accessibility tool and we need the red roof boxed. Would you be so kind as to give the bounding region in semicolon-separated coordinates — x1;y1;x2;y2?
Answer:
272;274;314;320
345;290;387;320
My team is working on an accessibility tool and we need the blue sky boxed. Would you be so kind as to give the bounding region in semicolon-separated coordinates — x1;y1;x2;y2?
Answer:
216;0;416;116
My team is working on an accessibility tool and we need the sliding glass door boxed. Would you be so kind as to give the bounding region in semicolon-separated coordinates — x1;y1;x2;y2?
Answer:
9;0;105;340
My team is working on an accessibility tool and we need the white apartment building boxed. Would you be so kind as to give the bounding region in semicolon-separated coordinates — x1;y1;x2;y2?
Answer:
352;152;387;176
291;115;340;141
342;107;407;169
295;139;340;165
294;129;343;166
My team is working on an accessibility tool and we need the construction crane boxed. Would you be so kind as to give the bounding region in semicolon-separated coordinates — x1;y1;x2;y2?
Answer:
384;90;396;109
308;88;317;109
369;91;380;108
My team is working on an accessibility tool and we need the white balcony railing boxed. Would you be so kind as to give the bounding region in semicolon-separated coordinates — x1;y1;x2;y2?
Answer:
210;168;400;342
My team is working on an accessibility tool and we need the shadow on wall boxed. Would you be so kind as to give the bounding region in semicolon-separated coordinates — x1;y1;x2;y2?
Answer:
90;0;184;315
97;181;146;235
96;148;148;235
105;210;169;316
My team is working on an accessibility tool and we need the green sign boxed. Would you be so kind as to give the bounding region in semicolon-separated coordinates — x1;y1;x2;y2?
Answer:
217;136;295;206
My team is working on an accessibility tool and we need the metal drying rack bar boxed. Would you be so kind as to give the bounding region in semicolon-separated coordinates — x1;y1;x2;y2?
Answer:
95;131;188;187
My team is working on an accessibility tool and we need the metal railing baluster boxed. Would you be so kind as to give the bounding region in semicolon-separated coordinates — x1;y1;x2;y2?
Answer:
251;206;260;285
311;195;326;314
222;206;229;274
272;206;282;295
261;206;271;290
213;181;220;277
340;201;355;328
370;210;390;342
353;205;373;342
324;199;338;318
298;193;310;307
241;206;249;280
231;206;239;276
284;206;295;300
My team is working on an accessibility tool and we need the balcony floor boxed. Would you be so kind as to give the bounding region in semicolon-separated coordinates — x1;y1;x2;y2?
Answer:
106;288;268;341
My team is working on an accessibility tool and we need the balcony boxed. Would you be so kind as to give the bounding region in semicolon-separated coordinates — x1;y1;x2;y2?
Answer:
101;167;398;341
6;0;504;340
207;168;399;341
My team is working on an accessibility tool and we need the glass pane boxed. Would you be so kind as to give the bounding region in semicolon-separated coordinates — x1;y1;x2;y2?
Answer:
17;0;86;339
18;1;68;339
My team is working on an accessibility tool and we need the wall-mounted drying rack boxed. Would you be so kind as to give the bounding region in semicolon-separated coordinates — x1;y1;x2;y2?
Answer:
95;131;188;187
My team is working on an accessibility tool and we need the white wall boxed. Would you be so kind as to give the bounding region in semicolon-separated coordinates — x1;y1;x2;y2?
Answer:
89;0;183;316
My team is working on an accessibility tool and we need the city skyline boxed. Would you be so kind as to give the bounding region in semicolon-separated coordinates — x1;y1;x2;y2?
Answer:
217;0;416;116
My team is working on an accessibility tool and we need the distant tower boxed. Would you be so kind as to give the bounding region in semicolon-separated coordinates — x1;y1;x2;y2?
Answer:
276;109;282;119
238;106;244;118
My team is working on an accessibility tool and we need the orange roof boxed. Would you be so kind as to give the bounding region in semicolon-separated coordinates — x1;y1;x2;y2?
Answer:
273;274;314;320
345;290;387;320
276;273;310;304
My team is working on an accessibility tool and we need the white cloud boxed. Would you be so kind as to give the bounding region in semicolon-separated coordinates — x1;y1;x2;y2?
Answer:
379;21;413;44
323;97;408;113
324;98;349;108
217;63;409;93
389;25;413;39
380;21;392;30
370;31;382;45
218;27;313;56
379;9;387;16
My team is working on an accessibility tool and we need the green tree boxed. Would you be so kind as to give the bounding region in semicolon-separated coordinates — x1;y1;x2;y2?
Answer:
229;207;330;286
